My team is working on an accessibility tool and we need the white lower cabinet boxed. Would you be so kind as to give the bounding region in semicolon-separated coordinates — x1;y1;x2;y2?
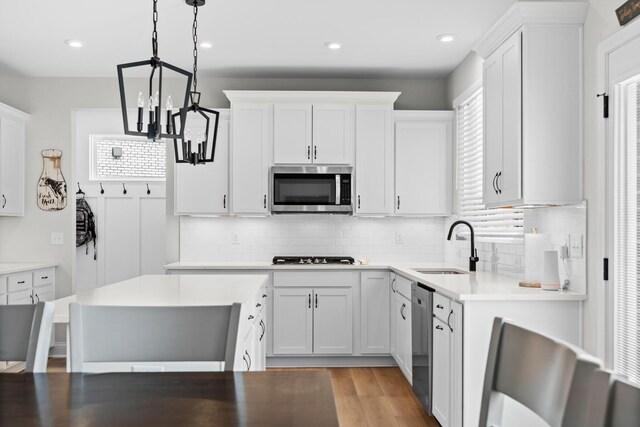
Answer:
393;290;412;383
432;293;463;427
273;287;353;355
360;271;390;354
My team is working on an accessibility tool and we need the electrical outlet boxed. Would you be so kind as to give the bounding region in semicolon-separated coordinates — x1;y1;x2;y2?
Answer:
395;232;403;244
232;233;240;245
569;234;583;259
51;232;64;245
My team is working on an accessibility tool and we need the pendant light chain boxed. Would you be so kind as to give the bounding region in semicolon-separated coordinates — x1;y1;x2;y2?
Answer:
192;3;199;96
152;0;159;58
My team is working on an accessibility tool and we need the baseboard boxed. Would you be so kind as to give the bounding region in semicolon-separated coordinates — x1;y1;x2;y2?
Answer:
267;355;397;368
49;343;67;358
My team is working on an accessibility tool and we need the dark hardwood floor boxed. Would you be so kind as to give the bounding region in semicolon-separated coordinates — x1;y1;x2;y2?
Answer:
46;359;439;427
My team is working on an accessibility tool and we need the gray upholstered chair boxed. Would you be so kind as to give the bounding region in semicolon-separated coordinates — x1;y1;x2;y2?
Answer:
586;369;640;427
68;303;242;373
478;317;602;427
0;302;54;373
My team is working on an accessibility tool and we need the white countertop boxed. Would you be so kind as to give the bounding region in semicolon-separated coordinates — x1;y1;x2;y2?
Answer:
164;261;587;302
0;262;57;275
52;274;269;323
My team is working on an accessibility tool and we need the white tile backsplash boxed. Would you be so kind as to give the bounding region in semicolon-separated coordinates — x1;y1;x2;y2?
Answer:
180;215;446;263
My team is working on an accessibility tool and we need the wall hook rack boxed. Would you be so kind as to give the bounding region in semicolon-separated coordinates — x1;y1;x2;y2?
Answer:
100;183;105;194
76;182;84;195
122;183;127;195
146;183;151;195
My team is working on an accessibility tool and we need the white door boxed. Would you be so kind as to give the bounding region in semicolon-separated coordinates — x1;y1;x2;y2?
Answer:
432;317;451;427
0;116;25;215
175;116;229;214
603;27;640;383
355;104;394;215
273;103;312;164
395;121;451;215
312;104;353;164
313;288;353;354
231;103;270;214
360;272;390;354
273;288;313;354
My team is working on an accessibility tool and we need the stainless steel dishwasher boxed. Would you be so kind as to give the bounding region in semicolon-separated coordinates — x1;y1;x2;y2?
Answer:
411;282;434;415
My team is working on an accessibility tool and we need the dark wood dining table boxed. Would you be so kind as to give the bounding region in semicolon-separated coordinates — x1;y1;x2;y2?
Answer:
0;370;339;427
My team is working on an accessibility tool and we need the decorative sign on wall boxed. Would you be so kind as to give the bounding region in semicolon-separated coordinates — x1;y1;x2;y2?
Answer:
37;149;68;211
616;0;640;26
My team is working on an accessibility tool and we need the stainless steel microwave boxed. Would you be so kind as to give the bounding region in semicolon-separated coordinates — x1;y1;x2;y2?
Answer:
271;166;352;214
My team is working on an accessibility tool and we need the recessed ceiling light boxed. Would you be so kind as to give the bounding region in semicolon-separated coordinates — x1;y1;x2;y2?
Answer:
65;39;84;48
325;41;342;50
437;34;455;43
199;41;213;48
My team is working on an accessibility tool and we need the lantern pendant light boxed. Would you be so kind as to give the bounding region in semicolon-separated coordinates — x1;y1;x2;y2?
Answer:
171;0;220;165
117;0;192;141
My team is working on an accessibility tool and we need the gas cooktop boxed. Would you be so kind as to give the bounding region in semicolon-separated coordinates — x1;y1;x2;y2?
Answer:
272;256;355;265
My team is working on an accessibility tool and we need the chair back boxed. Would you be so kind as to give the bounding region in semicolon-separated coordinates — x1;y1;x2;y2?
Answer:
586;369;640;427
68;303;241;373
479;317;602;427
0;302;54;372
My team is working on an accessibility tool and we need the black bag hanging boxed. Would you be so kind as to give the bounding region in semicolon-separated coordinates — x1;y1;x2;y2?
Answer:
76;195;97;260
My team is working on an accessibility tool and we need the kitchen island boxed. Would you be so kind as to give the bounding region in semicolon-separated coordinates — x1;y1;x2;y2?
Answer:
53;274;270;372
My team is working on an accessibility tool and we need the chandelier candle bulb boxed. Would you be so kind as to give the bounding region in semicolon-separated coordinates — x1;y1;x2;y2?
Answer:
154;91;160;131
148;96;155;134
137;92;144;132
166;95;173;133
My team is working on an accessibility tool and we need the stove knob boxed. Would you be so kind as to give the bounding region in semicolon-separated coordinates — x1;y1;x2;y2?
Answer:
314;258;320;264
299;259;305;264
322;259;328;264
306;258;313;264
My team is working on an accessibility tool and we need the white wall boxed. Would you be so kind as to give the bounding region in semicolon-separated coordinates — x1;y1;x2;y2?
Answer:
443;0;627;354
180;216;445;263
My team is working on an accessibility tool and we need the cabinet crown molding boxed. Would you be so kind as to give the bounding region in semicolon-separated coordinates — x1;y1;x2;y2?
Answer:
473;1;588;59
223;91;401;104
0;102;29;122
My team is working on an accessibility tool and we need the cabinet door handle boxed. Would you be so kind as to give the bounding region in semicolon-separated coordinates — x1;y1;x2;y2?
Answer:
41;276;48;280
223;194;226;209
315;294;318;308
30;294;34;304
492;173;498;194
263;194;267;209
357;195;361;209
308;294;311;308
262;294;267;298
314;146;317;160
436;304;443;309
307;146;311;160
35;294;40;303
248;315;254;320
256;303;261;308
259;320;266;341
497;171;502;194
397;196;400;210
447;309;454;332
391;278;396;293
18;280;25;284
245;351;252;371
400;303;406;320
243;354;249;371
436;325;444;331
1;194;5;208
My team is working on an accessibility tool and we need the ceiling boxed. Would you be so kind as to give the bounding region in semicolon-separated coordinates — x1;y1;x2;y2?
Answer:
0;0;516;79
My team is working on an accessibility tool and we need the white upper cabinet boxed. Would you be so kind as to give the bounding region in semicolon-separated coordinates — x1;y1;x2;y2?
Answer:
475;2;587;208
0;103;28;217
273;103;353;165
355;104;394;215
229;102;271;214
312;104;353;164
273;103;313;164
174;111;230;215
394;111;453;216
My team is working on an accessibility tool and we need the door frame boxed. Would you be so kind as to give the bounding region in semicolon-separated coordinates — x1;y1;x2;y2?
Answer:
596;18;640;364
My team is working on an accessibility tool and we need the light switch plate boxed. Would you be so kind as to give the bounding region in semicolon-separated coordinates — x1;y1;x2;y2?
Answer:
51;232;64;245
569;234;583;259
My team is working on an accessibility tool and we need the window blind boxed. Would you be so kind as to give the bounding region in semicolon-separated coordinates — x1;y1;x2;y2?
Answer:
613;78;640;384
456;89;523;239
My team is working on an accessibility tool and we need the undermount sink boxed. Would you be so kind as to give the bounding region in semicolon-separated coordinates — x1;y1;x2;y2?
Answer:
411;268;468;275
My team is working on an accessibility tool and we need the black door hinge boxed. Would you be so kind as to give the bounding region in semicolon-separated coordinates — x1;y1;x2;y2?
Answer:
597;93;609;118
603;258;609;281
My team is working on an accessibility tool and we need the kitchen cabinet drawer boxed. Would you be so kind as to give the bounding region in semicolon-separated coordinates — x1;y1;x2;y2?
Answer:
394;275;412;300
33;268;55;287
8;288;32;304
0;275;6;294
433;293;450;322
273;271;355;288
8;272;32;292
